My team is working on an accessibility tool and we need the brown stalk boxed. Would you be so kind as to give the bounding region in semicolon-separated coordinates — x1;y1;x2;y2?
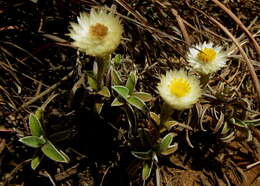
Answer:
115;0;183;43
208;17;260;106
171;9;191;45
186;2;260;106
210;0;260;59
17;70;74;111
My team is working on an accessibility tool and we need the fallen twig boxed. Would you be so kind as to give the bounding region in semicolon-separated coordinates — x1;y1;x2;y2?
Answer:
18;70;74;111
208;18;260;106
210;0;260;59
171;9;191;45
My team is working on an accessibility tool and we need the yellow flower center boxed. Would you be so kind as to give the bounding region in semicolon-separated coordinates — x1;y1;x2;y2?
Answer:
89;23;108;40
197;48;216;63
169;78;191;97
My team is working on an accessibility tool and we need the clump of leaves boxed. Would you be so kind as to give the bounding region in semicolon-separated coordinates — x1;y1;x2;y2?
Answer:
111;71;152;112
110;68;152;136
19;111;70;170
229;118;260;141
131;133;178;183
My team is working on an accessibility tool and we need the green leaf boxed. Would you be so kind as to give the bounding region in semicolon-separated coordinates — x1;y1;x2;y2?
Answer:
125;71;137;94
87;75;97;90
221;122;230;135
29;113;45;137
19;136;46;148
131;150;153;160
41;141;70;163
97;86;111;97
72;75;85;95
230;118;260;128
243;119;260;127
157;133;174;153
112;54;122;66
31;153;43;170
111;68;123;85
112;85;129;99
229;118;248;128
95;103;104;115
150;112;160;126
111;97;124;107
160;143;178;156
124;105;137;136
132;92;153;102
150;112;183;133
35;107;44;122
59;149;71;162
126;96;147;111
142;161;153;181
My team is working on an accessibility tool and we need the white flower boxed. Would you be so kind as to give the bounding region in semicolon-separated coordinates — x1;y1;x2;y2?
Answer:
69;7;123;57
187;42;227;74
157;70;201;110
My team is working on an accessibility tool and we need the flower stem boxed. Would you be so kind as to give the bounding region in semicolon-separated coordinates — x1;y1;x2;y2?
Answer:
96;55;110;90
160;102;174;129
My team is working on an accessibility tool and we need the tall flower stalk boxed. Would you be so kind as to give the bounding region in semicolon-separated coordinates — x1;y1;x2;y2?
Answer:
69;7;123;90
157;69;202;126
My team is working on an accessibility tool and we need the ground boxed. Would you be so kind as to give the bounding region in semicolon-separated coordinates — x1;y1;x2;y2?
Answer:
0;0;260;185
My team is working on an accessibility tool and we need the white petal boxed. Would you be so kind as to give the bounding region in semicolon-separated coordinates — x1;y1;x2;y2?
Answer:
68;7;123;57
158;70;201;110
187;42;228;74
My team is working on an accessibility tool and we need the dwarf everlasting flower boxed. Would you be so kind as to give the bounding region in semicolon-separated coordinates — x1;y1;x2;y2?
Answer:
157;70;201;110
187;42;227;74
69;7;123;57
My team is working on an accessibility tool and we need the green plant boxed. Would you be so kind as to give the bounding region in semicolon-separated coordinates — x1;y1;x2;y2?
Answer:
19;112;70;170
131;133;178;184
229;118;260;141
150;111;192;133
111;71;152;112
111;70;152;136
